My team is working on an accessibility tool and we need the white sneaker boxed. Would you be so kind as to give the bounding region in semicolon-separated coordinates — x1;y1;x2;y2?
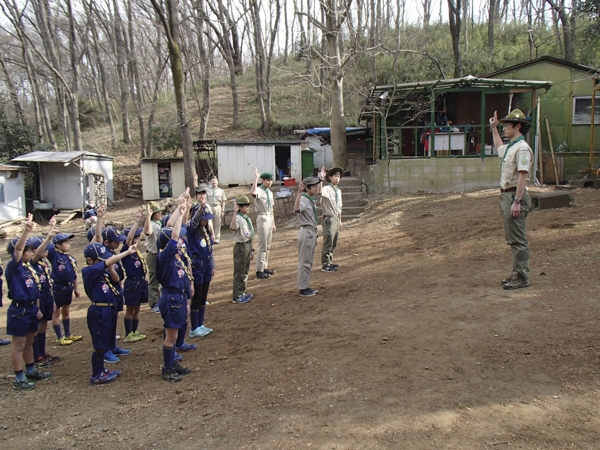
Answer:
189;325;213;338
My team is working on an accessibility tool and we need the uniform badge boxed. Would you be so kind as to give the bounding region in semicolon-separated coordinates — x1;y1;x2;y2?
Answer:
521;158;529;165
134;260;141;268
58;264;65;271
200;239;207;247
101;284;109;293
25;278;33;288
178;268;185;278
40;275;46;283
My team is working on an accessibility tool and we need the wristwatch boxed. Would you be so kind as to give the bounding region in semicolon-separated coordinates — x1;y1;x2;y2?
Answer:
514;197;521;204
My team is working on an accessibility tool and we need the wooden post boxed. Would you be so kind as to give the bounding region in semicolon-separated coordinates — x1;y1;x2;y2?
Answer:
545;117;560;185
590;78;597;172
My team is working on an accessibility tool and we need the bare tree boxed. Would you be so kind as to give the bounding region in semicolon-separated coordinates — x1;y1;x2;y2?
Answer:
545;0;579;61
447;0;463;77
150;0;197;189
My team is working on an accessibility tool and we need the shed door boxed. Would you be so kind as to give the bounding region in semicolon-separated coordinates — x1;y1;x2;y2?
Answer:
245;145;276;185
141;163;159;200
290;145;301;181
171;162;186;196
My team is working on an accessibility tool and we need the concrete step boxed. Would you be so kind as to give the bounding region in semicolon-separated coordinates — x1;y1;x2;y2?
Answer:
339;198;365;207
339;177;362;187
342;191;366;201
341;185;363;193
341;214;362;221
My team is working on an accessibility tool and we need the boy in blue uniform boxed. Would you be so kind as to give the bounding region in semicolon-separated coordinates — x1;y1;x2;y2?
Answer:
122;212;148;343
157;200;193;382
47;232;82;345
30;231;62;367
6;214;52;390
188;209;215;337
82;242;138;385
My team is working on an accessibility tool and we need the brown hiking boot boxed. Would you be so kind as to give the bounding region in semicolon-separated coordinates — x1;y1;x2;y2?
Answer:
503;273;530;290
501;271;518;286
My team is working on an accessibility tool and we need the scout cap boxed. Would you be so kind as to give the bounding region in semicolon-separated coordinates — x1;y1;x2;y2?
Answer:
200;211;214;221
235;195;251;205
6;238;19;255
30;236;53;251
86;228;95;242
499;109;531;125
83;242;109;260
124;227;143;238
53;232;75;244
325;167;344;182
148;201;165;214
303;176;320;186
209;175;218;180
157;226;187;250
102;227;127;243
260;172;274;180
195;184;209;194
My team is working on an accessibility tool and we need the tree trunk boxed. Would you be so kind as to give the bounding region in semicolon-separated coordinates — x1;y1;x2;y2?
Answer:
0;55;26;126
66;0;83;150
447;0;463;78
488;0;496;56
111;0;131;143
150;0;197;190
126;0;146;157
193;0;211;140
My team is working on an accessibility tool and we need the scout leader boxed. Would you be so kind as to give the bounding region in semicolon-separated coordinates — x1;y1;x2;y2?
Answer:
489;109;533;290
251;168;276;279
320;167;343;272
295;176;322;297
208;175;227;244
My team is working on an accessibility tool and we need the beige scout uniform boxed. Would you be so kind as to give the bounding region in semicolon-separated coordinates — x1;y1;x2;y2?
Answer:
208;187;227;242
498;137;533;282
253;186;274;273
233;213;254;299
297;194;318;290
320;184;342;266
146;219;162;308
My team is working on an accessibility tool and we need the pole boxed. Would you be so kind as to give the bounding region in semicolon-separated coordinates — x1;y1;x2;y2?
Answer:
545;117;560;185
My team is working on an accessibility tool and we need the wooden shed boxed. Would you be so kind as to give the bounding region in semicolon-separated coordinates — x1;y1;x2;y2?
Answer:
140;158;186;200
485;56;600;181
12;151;113;210
217;141;302;185
0;164;26;221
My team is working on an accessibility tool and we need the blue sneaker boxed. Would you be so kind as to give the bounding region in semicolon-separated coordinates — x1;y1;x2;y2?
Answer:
151;305;160;313
0;338;11;345
90;370;117;385
104;368;121;378
104;350;120;364
245;293;254;300
112;346;131;356
174;352;183;362
233;294;251;304
175;343;197;353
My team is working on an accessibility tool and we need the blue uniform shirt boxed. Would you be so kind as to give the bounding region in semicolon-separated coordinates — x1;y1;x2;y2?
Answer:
32;259;52;294
82;261;119;304
5;257;41;302
47;247;77;285
156;240;191;296
186;223;216;278
104;246;125;281
121;243;147;279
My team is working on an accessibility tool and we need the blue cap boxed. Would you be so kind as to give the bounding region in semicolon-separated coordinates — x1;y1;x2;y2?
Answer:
53;232;74;244
200;211;214;221
123;227;143;238
30;236;53;251
157;226;187;250
101;227;127;243
83;242;110;260
161;215;171;227
86;228;95;242
6;238;19;255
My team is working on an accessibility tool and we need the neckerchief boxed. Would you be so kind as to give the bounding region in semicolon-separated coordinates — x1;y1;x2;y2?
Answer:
237;212;255;240
302;193;318;225
200;225;213;254
23;262;41;290
500;136;525;167
38;259;51;283
330;183;340;208
260;184;272;210
56;249;77;273
134;249;148;275
102;272;121;296
176;253;193;282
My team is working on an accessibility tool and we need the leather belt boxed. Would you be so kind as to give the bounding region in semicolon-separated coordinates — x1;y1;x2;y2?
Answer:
500;187;517;193
91;302;114;307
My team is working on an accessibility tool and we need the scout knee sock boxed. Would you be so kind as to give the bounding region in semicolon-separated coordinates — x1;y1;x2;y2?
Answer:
124;318;132;335
163;346;174;370
176;323;188;348
53;324;62;339
62;319;71;337
132;319;139;333
33;336;40;360
199;307;206;327
91;351;104;377
38;332;46;357
190;310;199;330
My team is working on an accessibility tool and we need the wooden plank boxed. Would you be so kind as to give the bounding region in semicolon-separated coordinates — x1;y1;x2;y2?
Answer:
58;211;78;226
0;217;25;229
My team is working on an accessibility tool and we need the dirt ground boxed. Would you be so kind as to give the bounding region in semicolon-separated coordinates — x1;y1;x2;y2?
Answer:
1;186;600;449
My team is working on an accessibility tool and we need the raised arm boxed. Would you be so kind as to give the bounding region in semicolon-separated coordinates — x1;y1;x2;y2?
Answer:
32;226;57;263
230;199;239;230
489;111;504;149
251;167;260;196
14;214;35;262
93;206;105;244
143;203;152;235
126;211;143;246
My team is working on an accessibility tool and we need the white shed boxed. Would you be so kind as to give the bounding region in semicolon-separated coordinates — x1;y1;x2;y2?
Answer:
12;151;114;210
217;141;302;185
140;158;186;200
0;164;26;221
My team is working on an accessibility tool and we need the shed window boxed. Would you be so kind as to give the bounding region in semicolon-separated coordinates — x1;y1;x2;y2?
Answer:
573;96;600;125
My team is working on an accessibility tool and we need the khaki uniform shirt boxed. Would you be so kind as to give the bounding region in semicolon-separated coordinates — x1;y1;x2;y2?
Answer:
146;220;162;254
297;195;318;228
498;139;533;189
234;214;254;243
320;184;343;216
254;186;274;216
208;187;226;208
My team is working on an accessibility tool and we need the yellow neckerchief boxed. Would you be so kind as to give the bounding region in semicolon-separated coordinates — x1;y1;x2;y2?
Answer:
107;247;124;273
130;244;148;275
23;261;41;290
102;271;121;296
200;225;212;253
38;259;51;284
175;252;193;282
56;248;78;273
